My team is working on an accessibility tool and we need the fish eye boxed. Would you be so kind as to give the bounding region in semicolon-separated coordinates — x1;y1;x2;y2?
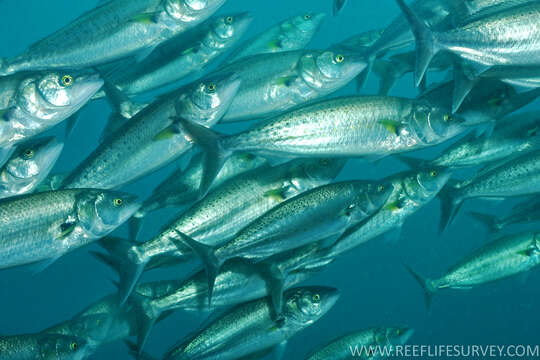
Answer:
312;293;320;302
23;149;34;159
61;75;73;87
334;54;345;63
429;170;438;177
304;13;312;20
113;198;123;207
377;184;385;192
70;342;78;351
226;16;234;24
443;114;451;122
319;159;329;166
207;83;217;92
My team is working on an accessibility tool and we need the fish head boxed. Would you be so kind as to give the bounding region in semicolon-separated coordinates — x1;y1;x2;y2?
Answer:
290;12;326;34
283;286;340;328
11;70;102;129
179;72;241;125
77;190;141;238
165;0;226;22
410;101;467;143
209;12;253;47
37;334;90;360
384;326;415;345
289;158;346;189
351;180;394;219
3;136;63;184
406;167;452;202
301;49;366;92
55;314;114;350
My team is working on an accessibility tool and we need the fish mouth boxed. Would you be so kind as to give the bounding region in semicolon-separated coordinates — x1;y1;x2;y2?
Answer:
232;12;254;36
211;72;242;108
310;12;326;29
71;73;104;107
116;194;143;226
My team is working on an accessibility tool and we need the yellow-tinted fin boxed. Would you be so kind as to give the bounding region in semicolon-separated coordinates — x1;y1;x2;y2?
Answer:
275;75;296;87
264;188;286;202
267;39;282;51
383;200;402;212
56;222;76;240
131;13;157;24
153;126;179;141
181;47;196;56
380;119;401;136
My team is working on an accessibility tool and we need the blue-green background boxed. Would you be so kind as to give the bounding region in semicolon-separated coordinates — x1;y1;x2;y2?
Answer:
0;0;538;358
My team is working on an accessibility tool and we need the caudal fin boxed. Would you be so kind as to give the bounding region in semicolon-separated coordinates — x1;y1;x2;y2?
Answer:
171;231;223;305
333;0;347;15
128;292;160;357
373;59;401;95
128;211;145;242
258;262;287;320
468;212;502;233
125;340;158;360
177;117;231;198
452;65;477;113
438;184;464;233
395;154;427;169
395;0;438;87
94;237;147;305
404;265;436;310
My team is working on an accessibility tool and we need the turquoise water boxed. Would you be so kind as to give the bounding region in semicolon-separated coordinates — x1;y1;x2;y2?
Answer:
0;0;538;359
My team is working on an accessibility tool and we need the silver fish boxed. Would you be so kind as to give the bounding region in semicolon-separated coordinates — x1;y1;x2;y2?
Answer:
61;73;241;189
469;195;540;233
322;167;451;259
130;152;268;239
397;0;540;87
407;231;540;308
99;158;344;304
152;286;339;360
180;179;392;302
306;327;414;360
0;136;64;199
426;112;540;168
217;49;366;123
225;12;325;63
0;0;227;75
439;149;540;232
0;189;140;270
0;333;89;360
180;95;466;195
97;12;253;97
0;70;102;149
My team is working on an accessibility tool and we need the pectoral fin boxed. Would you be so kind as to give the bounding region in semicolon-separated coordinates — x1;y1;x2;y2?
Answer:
380;119;402;136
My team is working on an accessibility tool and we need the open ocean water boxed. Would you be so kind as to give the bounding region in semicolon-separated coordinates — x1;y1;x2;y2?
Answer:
0;0;539;359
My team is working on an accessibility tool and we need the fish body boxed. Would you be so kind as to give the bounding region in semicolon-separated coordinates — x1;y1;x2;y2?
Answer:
218;50;366;123
135;152;268;220
440;149;540;231
326;168;451;258
0;136;64;199
0;71;102;149
61;73;240;189
218;96;465;158
408;231;540;308
470;196;540;232
0;189;140;270
163;287;339;360
0;333;89;360
0;0;226;75
99;12;252;97
431;112;540;168
306;327;413;360
225;12;325;63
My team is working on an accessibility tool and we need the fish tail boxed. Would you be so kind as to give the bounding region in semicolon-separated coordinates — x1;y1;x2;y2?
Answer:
438;184;464;233
129;210;146;242
177;117;232;198
468;212;502;233
501;87;540;119
333;0;347;15
94;237;147;305
124;340;158;360
128;292;160;357
373;59;402;95
404;265;437;310
355;57;373;92
171;230;223;306
452;65;477;113
395;0;439;87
